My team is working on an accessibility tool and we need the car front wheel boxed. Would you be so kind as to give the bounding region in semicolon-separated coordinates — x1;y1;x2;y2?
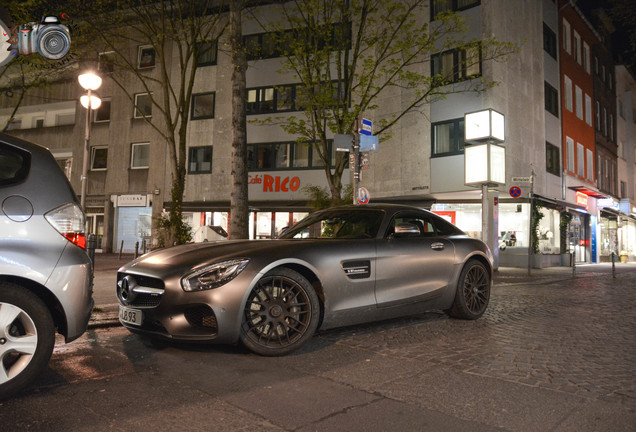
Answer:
240;268;320;356
449;259;491;320
0;283;55;400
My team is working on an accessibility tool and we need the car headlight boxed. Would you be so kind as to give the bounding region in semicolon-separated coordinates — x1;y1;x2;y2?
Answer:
181;259;249;291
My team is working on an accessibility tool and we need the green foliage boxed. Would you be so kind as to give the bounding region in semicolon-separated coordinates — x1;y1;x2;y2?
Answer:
252;0;517;202
154;213;192;248
303;183;353;211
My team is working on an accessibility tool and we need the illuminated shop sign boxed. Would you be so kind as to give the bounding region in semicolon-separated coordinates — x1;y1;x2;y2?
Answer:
249;174;301;193
575;192;588;208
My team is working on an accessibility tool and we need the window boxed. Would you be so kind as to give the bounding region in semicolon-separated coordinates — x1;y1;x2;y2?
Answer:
191;92;215;120
431;0;480;20
577;143;584;178
610;114;614;141
431;118;465;156
138;45;155;69
545;82;559;117
603;107;607;136
595;100;601;130
98;51;115;74
0;143;30;186
573;31;581;64
246;84;302;115
91;146;108;170
586;148;593;181
562;19;571;54
431;45;481;86
195;40;217;66
188;146;213;174
546;142;560;177
575;85;583;120
131;143;150;169
564;75;573;112
247;141;333;170
566;137;575;172
584;94;592;126
583;42;590;73
543;23;557;59
134;93;152;118
94;98;111;122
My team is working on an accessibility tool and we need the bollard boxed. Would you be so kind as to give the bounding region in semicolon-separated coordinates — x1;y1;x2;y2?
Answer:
87;233;96;264
118;240;124;259
611;252;616;278
572;249;576;277
134;241;139;259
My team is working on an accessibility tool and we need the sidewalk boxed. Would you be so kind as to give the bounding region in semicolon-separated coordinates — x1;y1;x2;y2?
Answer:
87;254;636;329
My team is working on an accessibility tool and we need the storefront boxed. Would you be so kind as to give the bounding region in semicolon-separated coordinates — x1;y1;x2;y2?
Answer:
112;194;153;253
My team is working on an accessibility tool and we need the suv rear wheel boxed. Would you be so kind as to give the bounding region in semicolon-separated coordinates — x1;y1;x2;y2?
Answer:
0;283;55;399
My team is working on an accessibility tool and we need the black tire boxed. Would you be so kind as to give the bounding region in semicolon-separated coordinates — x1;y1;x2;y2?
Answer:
240;268;320;356
0;283;55;400
449;259;491;320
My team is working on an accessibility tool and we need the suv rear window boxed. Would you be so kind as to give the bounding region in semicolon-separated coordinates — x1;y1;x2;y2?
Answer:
0;142;30;186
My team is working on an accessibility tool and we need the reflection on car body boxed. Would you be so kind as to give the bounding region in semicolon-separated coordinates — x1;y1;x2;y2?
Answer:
117;204;493;356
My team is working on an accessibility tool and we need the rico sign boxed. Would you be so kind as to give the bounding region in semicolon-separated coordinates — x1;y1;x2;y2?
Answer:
249;174;301;192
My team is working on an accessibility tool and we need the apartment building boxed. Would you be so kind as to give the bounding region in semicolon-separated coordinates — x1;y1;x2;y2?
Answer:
1;0;633;263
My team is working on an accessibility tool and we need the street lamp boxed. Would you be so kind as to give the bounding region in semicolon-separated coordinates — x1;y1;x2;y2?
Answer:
464;109;506;269
78;71;102;210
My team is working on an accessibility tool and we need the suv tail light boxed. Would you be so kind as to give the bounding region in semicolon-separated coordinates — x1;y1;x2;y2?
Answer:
45;202;86;249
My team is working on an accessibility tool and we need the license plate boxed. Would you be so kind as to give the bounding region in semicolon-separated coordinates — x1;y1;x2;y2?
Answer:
119;305;143;326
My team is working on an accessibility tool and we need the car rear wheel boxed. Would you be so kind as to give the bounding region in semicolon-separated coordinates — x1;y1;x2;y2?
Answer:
240;268;320;356
0;283;55;400
449;259;490;320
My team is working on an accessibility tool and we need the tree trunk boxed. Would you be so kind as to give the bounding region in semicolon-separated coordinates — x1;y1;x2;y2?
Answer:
229;1;249;239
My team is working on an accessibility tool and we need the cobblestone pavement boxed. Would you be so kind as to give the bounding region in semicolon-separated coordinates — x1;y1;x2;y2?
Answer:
312;270;636;410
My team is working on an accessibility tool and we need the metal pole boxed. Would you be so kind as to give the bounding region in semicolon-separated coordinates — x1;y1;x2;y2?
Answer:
482;184;488;244
80;89;92;211
353;117;360;205
611;251;616;278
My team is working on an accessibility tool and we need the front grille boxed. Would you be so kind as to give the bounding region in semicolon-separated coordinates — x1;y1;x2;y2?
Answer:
117;273;164;308
129;293;162;307
184;305;218;333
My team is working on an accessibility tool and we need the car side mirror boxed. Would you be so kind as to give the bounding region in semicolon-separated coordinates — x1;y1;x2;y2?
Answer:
392;222;421;238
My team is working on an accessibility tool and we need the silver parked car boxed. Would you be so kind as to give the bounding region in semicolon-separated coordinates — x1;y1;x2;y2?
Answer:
117;204;493;356
0;133;93;399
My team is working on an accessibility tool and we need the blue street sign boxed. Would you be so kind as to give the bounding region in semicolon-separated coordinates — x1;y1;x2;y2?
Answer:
360;118;372;136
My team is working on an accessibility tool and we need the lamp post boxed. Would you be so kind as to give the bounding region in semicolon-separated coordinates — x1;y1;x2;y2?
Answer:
464;109;506;269
78;72;102;210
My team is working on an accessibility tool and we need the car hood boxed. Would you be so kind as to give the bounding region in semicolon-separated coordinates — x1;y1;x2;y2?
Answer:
119;239;296;275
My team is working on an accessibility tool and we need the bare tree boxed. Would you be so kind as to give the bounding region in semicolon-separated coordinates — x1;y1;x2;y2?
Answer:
76;0;228;245
253;0;517;203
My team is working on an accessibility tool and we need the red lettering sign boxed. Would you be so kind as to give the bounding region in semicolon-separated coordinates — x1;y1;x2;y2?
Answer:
258;175;300;193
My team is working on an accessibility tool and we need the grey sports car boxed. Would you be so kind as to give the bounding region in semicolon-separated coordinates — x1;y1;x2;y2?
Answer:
116;204;493;356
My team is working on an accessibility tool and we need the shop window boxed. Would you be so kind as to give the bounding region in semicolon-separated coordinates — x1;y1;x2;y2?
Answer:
544;82;558;117
195;40;217;66
545;142;560;177
431;118;465;156
188;146;213;174
134;93;153;118
91;146;108;170
137;45;155;69
191;92;215;120
131;143;150;169
94;98;111;122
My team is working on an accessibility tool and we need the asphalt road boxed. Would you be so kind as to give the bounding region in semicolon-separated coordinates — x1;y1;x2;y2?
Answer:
1;258;634;431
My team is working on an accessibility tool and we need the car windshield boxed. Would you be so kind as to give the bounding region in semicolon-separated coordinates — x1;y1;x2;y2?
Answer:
280;209;384;239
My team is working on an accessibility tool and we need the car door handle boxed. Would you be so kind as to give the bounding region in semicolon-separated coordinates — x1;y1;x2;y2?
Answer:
431;242;445;250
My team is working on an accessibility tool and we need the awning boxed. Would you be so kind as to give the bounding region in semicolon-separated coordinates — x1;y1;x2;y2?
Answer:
568;185;610;199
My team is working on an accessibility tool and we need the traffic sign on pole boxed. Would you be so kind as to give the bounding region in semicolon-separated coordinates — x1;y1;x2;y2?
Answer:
360;118;372;136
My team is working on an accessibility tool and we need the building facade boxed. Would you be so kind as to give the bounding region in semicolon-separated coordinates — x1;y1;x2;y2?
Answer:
1;0;634;263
